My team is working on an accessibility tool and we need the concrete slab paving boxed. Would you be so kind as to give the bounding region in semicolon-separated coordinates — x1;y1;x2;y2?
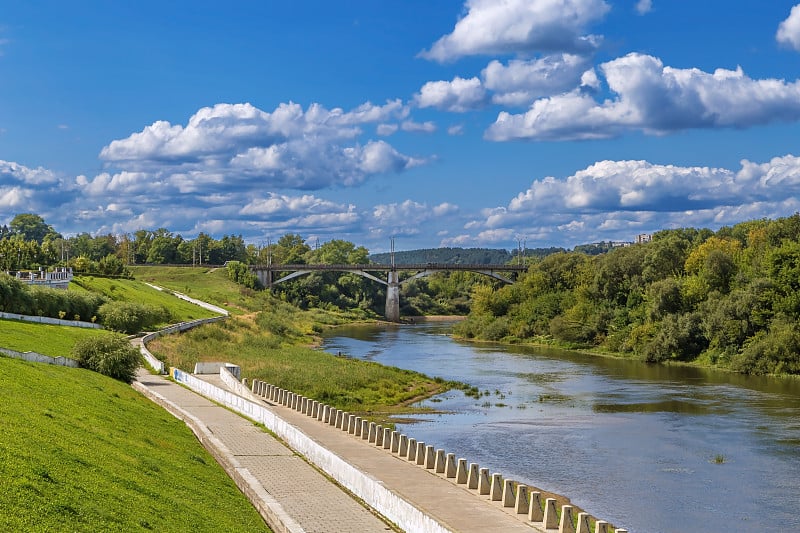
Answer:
196;373;550;533
134;369;393;533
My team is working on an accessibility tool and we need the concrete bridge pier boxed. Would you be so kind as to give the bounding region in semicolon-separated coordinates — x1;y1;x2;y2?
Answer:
385;270;400;322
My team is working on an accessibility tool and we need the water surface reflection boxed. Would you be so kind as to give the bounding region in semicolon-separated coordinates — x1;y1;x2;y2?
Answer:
322;322;800;533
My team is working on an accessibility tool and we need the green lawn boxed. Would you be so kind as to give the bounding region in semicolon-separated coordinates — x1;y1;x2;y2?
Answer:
71;275;220;323
0;356;271;532
128;266;265;314
0;319;111;357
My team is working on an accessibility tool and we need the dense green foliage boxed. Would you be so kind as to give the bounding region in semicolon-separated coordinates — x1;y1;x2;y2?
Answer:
0;357;271;532
456;215;800;375
72;334;142;382
0;273;105;320
97;301;171;334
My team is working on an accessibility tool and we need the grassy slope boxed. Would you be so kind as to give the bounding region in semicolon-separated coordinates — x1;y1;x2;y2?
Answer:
127;266;263;315
0;356;271;532
0;319;111;357
71;275;220;323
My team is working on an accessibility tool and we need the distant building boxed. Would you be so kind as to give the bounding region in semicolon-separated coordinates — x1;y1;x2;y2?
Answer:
635;233;652;244
6;267;73;290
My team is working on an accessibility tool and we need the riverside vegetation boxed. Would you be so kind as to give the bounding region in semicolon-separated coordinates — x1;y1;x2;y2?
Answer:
456;214;800;376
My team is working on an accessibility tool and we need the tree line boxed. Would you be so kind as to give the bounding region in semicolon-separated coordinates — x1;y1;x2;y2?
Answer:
456;214;800;376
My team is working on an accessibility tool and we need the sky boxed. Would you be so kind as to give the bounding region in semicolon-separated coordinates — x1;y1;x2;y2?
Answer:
2;1;800;253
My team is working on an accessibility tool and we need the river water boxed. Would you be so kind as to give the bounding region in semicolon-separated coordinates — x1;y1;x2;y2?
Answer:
321;321;800;533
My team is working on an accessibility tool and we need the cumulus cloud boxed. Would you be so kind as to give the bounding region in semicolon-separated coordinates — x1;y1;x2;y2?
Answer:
486;53;800;141
369;200;461;238
0;159;68;213
482;54;592;106
777;4;800;51
635;0;653;15
447;124;465;135
89;101;426;194
457;155;800;247
415;76;488;112
420;0;610;62
400;120;437;133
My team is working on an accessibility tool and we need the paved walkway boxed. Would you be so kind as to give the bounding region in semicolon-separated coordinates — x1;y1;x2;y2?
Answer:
135;366;554;532
134;369;392;533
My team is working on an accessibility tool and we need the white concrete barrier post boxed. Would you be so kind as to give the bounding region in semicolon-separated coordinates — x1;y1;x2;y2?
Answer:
398;434;408;456
594;520;609;533
375;425;384;446
360;419;370;439
477;468;491;495
502;479;515;507
425;445;436;469
467;463;480;489
390;431;400;453
434;449;446;473
415;442;426;465
560;505;576;533
445;453;457;478
528;491;544;522
349;415;358;434
368;422;377;443
544;498;559;529
383;428;392;449
323;405;331;423
317;403;325;421
455;458;468;483
335;410;345;429
407;438;417;461
353;416;362;436
311;400;319;418
576;512;591;533
515;484;529;514
490;473;503;501
329;408;338;426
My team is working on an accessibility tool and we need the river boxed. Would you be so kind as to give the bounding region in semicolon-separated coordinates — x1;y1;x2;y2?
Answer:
321;321;800;533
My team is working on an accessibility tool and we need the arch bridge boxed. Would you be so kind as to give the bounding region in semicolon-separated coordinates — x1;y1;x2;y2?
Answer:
251;263;527;322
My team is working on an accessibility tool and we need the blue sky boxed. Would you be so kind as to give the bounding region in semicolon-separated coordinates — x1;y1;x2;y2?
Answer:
2;0;800;252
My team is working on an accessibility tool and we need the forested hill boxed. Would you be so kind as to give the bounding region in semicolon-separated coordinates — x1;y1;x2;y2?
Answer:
370;247;565;265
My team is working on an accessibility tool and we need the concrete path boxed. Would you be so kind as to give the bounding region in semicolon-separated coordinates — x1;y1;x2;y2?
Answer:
136;363;553;532
134;369;393;533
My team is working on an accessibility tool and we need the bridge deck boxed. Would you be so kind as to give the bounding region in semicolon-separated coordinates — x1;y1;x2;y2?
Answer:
252;263;527;272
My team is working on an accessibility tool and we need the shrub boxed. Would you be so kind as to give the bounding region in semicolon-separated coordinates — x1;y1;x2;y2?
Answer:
72;335;141;383
98;301;171;333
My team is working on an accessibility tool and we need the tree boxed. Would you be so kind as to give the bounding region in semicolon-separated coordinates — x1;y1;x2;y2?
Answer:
9;213;59;244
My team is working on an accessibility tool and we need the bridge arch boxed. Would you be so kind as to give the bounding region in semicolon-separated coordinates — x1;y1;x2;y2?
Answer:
252;263;527;322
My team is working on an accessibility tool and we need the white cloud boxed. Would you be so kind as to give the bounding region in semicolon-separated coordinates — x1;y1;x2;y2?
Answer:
482;54;591;106
635;0;652;15
400;120;437;133
92;101;424;193
777;4;800;51
447;124;465;135
486;53;800;141
1;160;59;185
415;76;487;112
370;200;460;238
420;0;610;62
459;155;800;247
377;123;399;136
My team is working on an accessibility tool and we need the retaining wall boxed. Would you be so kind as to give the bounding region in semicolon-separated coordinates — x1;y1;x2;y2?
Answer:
139;316;227;374
0;347;80;368
172;367;450;533
0;311;102;329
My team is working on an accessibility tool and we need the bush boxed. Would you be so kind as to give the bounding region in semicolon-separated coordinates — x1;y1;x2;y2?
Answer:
72;335;141;383
98;301;171;333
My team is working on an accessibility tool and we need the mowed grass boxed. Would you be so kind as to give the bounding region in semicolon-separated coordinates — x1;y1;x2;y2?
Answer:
149;301;447;418
128;266;264;314
0;356;271;532
0;318;112;357
71;275;220;324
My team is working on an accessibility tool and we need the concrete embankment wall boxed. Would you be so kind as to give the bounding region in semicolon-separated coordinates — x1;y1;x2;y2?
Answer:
172;367;451;533
139;316;227;374
0;347;80;368
0;311;102;329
